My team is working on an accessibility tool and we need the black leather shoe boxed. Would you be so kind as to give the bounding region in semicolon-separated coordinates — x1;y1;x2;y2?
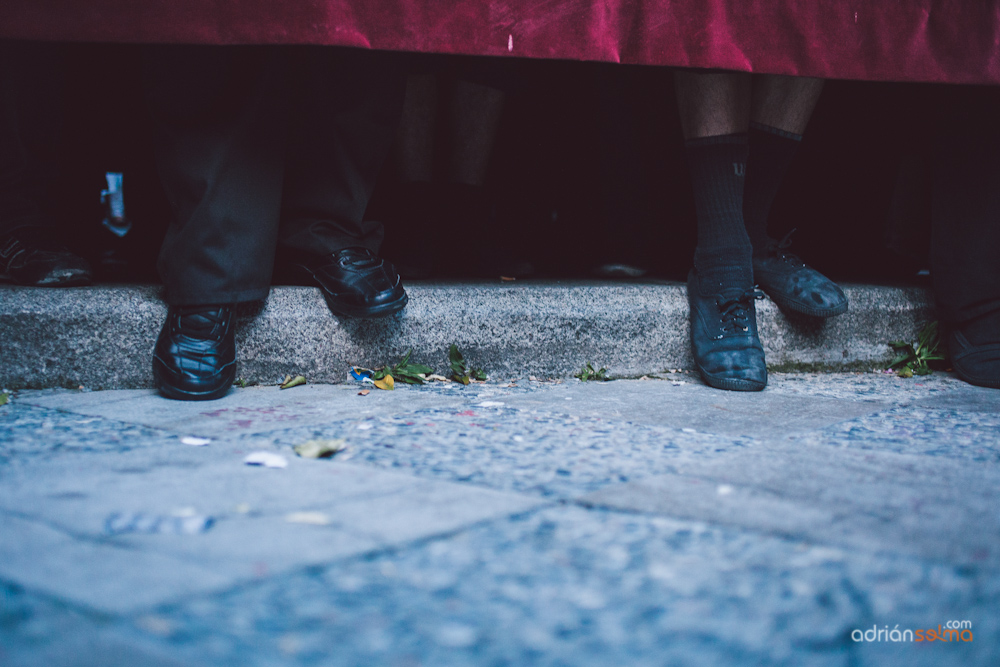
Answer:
688;269;767;392
152;305;237;401
0;227;92;287
949;329;1000;389
753;233;847;318
296;247;408;318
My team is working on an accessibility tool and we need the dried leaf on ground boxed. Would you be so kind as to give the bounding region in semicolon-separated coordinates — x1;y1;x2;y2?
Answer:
426;374;450;382
374;375;395;391
279;375;307;389
294;439;347;459
358;389;370;396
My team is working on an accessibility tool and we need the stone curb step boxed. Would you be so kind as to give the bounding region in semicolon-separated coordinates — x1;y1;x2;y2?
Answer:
0;281;934;390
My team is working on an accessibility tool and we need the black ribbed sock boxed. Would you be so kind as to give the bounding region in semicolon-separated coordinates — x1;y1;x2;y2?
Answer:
744;122;802;256
685;132;752;289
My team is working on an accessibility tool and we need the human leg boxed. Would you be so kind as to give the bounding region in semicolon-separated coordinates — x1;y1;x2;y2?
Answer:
445;76;532;277
144;45;289;399
932;86;1000;388
675;70;766;391
279;47;408;317
0;41;91;286
746;74;846;317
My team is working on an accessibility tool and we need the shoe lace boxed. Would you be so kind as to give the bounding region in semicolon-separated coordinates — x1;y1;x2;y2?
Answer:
174;305;229;338
768;229;805;268
336;247;380;269
716;288;764;336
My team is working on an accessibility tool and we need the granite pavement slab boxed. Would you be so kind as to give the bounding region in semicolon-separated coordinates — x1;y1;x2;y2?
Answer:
1;372;997;666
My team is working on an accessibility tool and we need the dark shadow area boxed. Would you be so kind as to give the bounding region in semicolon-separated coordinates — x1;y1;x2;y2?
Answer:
2;41;957;287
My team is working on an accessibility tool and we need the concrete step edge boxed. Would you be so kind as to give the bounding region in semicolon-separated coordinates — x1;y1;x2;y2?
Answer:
0;281;935;390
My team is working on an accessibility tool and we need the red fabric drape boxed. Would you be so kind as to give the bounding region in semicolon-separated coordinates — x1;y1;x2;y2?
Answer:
1;1;997;84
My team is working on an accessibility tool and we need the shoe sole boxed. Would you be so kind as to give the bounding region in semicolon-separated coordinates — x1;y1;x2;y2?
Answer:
592;263;648;279
954;372;1000;389
152;357;235;401
695;363;767;392
318;286;409;319
952;362;1000;389
296;263;409;319
766;293;848;319
0;269;92;287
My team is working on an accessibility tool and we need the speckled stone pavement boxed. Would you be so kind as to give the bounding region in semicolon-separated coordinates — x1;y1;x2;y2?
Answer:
1;372;998;666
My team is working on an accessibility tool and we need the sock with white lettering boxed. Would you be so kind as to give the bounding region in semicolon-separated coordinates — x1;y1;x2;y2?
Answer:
684;132;752;288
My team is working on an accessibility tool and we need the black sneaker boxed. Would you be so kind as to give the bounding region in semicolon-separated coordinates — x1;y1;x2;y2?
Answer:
688;268;767;391
152;305;237;401
592;262;648;279
0;227;92;287
295;247;408;318
753;232;847;318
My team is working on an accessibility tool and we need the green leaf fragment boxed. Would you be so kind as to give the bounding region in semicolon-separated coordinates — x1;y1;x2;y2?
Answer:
574;362;608;382
0;392;8;407
887;321;943;377
449;344;468;376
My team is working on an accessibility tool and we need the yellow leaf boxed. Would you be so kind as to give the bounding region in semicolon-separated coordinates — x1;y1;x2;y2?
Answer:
374;374;395;390
279;375;307;389
293;439;347;459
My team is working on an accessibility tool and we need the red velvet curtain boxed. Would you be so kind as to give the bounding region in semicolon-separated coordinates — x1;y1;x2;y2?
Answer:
2;1;998;84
